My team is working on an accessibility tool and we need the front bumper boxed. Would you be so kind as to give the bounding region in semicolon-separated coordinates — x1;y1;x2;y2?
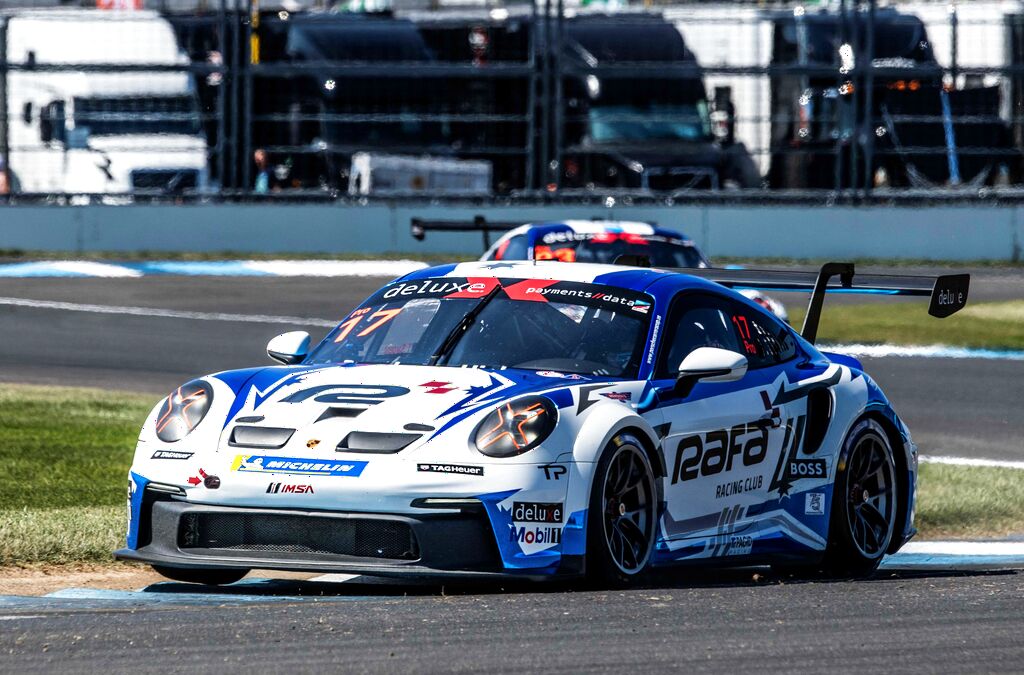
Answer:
117;476;586;579
115;492;513;577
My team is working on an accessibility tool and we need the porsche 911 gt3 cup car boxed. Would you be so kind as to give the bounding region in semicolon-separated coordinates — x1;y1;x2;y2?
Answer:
116;260;968;585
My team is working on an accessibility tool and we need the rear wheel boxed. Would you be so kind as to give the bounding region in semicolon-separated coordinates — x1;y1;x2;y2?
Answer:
822;418;898;577
586;433;658;586
152;565;249;586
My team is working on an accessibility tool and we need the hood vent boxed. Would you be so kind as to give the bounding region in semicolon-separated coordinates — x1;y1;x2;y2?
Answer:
338;431;421;454
316;407;366;423
229;425;295;449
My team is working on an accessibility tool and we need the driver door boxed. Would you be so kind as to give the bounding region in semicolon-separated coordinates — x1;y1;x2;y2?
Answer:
652;292;798;558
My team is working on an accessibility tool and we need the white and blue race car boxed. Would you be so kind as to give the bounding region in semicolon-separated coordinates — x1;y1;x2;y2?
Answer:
117;260;969;585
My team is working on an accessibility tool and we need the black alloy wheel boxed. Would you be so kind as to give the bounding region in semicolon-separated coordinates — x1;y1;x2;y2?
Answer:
587;433;658;585
823;418;898;577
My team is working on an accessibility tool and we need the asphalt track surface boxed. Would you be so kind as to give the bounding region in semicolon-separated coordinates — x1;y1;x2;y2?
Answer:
2;569;1024;673
1;271;1023;673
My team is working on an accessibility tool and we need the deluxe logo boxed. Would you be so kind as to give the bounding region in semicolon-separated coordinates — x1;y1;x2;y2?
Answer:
512;501;563;523
151;450;193;461
382;280;492;299
231;455;367;477
266;483;315;494
509;525;562;545
937;288;963;306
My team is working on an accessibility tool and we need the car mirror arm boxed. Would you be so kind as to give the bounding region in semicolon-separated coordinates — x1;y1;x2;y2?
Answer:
674;368;731;398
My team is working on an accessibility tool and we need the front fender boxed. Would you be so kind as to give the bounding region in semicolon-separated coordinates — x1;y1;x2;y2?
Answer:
568;401;660;466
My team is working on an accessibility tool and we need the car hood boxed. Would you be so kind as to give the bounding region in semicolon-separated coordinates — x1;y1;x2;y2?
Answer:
209;363;594;457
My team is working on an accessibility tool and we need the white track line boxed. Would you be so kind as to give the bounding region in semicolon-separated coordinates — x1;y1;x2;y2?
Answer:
823;343;1024;361
0;297;338;327
243;260;427;277
899;541;1024;556
919;455;1024;470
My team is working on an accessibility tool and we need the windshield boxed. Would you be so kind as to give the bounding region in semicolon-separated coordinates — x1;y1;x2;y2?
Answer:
534;232;706;268
588;103;711;143
306;277;652;378
73;96;201;136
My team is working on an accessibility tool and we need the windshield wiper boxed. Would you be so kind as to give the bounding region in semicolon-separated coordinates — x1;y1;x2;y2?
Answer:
429;284;502;366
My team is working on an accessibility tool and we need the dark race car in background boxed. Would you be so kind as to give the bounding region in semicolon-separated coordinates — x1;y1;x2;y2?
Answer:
482;219;789;322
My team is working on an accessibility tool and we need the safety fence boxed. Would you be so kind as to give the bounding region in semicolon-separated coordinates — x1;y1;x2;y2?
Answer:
3;0;1024;202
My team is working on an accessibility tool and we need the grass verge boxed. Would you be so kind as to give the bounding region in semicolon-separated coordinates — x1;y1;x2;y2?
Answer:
916;462;1024;539
790;300;1024;351
0;383;1021;565
0;384;154;565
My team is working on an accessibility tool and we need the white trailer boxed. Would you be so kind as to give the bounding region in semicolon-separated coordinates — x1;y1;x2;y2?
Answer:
2;9;209;195
348;152;492;196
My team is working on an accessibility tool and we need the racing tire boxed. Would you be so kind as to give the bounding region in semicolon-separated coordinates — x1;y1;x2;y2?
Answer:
151;565;249;586
820;418;898;578
586;433;658;586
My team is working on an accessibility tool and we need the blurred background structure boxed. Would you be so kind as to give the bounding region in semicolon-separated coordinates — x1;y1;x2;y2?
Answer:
2;0;1024;204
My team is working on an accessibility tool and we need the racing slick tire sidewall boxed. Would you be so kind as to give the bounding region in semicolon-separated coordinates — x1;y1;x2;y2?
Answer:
823;417;898;578
585;432;657;587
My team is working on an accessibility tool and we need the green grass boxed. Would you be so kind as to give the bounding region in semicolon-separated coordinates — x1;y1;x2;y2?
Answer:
715;256;1024;269
791;300;1024;351
917;463;1024;539
0;384;154;564
0;383;1021;565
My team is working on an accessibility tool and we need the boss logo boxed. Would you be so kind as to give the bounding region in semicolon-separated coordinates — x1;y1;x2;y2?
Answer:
788;459;827;478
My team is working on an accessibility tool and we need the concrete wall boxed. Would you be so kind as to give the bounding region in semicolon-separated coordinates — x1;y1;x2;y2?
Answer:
0;202;1020;260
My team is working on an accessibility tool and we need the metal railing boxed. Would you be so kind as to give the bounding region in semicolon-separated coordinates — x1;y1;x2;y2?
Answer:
3;0;1024;203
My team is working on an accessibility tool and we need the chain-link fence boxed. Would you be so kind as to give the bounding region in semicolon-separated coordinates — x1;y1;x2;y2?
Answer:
2;1;1024;202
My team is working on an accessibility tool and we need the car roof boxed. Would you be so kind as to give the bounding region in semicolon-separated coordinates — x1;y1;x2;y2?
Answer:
512;220;689;241
397;259;725;296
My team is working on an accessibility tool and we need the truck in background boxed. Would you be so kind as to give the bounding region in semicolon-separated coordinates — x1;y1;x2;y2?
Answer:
1;9;208;197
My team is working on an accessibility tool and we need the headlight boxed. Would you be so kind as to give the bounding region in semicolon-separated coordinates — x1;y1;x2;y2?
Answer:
473;396;557;458
154;379;213;443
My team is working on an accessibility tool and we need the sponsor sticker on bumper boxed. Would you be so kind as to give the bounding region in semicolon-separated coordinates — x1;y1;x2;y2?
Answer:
417;463;484;476
231;454;367;477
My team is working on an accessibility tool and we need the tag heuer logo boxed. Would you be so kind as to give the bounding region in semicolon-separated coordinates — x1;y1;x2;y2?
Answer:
306;439;320;449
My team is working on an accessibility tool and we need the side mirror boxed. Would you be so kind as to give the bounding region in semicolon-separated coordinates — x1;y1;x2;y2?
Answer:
675;347;748;398
267;331;310;365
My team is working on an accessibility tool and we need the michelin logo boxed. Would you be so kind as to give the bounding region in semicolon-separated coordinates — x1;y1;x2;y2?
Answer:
231;455;367;477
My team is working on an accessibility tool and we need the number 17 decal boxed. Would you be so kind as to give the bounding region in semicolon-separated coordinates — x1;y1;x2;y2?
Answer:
731;314;758;356
334;307;402;343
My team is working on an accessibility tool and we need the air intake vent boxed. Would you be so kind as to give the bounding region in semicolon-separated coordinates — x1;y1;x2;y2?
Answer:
178;512;418;560
316;407;366;422
229;425;295;449
338;431;421;454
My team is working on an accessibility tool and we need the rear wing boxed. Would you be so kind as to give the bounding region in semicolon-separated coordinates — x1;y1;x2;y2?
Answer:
671;262;970;343
410;216;522;251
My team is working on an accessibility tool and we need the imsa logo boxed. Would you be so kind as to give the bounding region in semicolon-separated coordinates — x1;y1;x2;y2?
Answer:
266;483;315;494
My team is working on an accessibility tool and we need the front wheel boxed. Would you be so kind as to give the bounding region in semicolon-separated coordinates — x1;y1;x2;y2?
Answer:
821;418;898;577
152;565;249;586
586;433;658;586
